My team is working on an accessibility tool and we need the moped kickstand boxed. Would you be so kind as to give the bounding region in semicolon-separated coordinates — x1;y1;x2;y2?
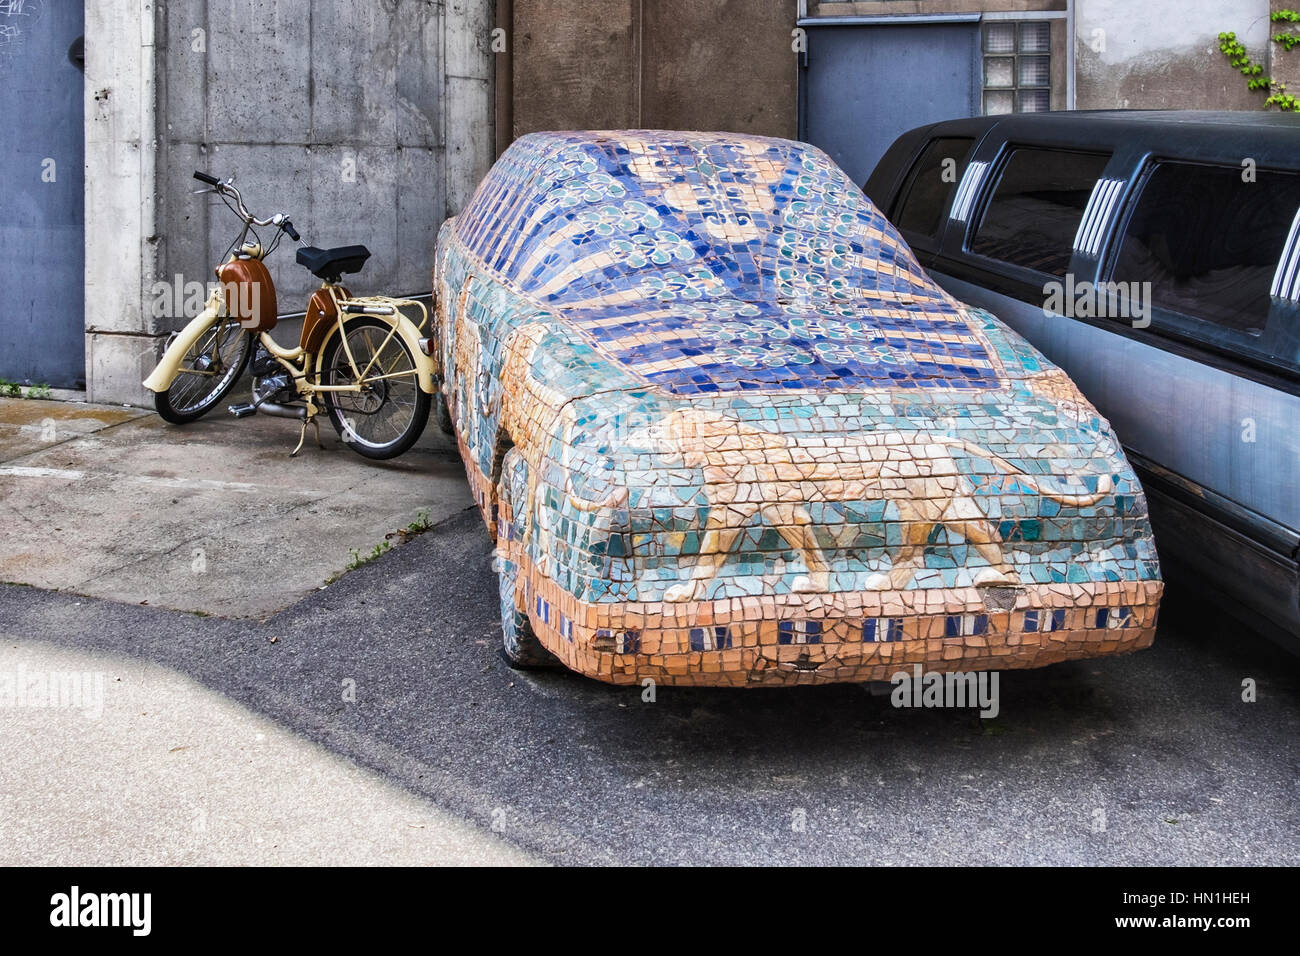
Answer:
291;416;326;457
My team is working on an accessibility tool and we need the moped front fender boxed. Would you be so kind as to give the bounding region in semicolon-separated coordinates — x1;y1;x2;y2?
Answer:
142;302;228;393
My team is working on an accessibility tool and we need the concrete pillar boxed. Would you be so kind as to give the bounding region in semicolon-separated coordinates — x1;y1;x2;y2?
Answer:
84;0;159;406
446;0;496;213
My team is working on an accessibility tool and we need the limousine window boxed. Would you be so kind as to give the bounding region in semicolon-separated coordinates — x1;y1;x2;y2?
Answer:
1110;161;1300;354
891;137;974;239
969;148;1111;279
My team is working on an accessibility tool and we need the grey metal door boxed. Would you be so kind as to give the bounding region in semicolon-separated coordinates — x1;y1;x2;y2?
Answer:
0;1;85;388
801;21;981;189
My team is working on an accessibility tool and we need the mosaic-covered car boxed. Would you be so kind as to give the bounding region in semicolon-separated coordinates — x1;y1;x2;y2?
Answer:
432;130;1162;687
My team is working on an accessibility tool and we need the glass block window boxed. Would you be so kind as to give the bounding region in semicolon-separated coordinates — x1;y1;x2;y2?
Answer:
983;21;1052;115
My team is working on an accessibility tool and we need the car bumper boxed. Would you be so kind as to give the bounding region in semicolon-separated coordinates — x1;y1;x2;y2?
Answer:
514;554;1161;686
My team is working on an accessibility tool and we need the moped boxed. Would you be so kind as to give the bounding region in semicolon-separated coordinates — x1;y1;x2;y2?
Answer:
143;171;438;459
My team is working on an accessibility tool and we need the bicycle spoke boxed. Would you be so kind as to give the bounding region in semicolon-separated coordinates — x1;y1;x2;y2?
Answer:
166;317;247;414
327;320;422;448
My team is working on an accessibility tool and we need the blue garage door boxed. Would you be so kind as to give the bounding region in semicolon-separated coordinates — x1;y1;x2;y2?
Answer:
0;2;85;388
800;20;981;190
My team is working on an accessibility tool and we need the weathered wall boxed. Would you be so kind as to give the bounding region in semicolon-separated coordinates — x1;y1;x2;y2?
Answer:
1271;0;1300;94
811;0;1280;112
1075;0;1272;110
812;1;1065;12
74;0;1300;405
509;0;797;142
85;0;494;406
640;0;797;133
512;0;638;136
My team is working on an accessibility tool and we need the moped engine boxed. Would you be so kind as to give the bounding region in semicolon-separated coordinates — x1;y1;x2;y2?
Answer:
251;348;295;406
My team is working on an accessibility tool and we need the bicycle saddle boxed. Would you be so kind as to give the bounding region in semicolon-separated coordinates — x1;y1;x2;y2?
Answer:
296;245;371;282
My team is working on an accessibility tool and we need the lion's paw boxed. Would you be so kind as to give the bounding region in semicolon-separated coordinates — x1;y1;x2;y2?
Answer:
973;567;1020;587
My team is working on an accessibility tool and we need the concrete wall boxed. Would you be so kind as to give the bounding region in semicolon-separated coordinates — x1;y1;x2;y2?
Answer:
1272;0;1300;94
509;0;797;142
640;0;797;133
84;1;158;405
85;0;494;406
1074;0;1272;110
73;0;1300;405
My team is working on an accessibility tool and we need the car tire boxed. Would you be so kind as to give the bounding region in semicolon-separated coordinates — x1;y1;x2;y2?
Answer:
498;555;560;669
434;390;455;436
496;447;560;670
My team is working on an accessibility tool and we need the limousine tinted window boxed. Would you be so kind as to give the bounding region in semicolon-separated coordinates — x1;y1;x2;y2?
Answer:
970;147;1111;278
1111;161;1300;350
892;137;974;239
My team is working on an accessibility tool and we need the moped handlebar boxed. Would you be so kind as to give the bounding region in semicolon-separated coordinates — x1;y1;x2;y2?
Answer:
193;171;295;234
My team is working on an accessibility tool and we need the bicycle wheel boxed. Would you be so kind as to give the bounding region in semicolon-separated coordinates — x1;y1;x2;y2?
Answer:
154;314;253;424
319;317;431;460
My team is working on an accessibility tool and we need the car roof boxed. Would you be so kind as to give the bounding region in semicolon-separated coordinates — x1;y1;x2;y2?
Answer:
911;109;1300;154
866;109;1300;211
932;109;1300;131
1018;109;1300;128
450;130;1011;396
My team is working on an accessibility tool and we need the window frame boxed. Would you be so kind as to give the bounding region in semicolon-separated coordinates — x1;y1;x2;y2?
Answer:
889;135;977;248
981;19;1054;116
920;120;1300;394
960;142;1114;286
1101;156;1300;375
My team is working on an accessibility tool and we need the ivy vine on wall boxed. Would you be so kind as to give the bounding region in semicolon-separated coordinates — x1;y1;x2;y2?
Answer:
1219;9;1300;112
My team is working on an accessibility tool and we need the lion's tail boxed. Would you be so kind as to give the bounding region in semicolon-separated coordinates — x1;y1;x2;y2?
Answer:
941;437;1113;506
559;403;630;513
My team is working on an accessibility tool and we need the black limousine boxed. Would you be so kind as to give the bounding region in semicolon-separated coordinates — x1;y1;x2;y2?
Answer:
866;110;1300;647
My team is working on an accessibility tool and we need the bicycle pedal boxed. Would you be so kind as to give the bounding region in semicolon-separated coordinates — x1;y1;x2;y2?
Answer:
228;403;257;418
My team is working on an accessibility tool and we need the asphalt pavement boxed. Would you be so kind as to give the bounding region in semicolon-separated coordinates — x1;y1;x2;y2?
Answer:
2;505;1297;865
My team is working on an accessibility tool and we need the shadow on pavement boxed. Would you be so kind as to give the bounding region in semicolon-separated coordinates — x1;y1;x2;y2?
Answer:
1;508;1298;865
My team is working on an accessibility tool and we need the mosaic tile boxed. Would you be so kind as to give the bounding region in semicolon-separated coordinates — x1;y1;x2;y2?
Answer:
432;130;1163;686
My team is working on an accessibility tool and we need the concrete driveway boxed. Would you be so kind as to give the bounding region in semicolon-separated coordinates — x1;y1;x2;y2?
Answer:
0;396;472;618
0;395;536;864
0;639;533;866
